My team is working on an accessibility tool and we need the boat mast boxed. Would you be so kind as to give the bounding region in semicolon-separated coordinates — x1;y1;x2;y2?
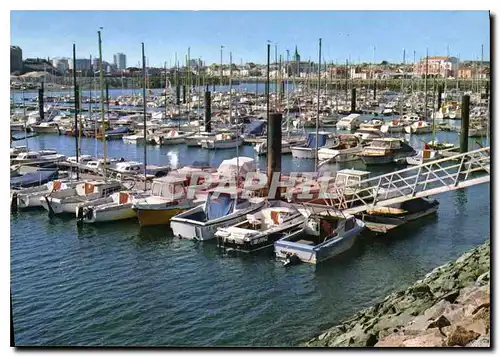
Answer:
230;51;239;189
90;55;97;158
164;61;168;119
22;80;28;151
432;76;436;141
187;47;191;125
72;43;80;180
141;42;148;189
424;48;428;122
314;38;321;172
98;28;107;180
400;48;405;119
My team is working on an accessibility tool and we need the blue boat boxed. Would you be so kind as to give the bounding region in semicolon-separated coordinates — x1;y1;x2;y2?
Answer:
243;120;266;137
10;170;58;189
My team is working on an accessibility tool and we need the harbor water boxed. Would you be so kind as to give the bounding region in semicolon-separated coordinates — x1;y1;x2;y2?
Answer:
11;89;490;346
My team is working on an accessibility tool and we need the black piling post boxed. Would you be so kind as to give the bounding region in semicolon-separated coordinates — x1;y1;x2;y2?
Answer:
204;91;212;133
267;113;282;200
351;87;356;113
373;80;377;100
182;85;186;104
280;80;285;101
460;94;470;153
38;82;44;121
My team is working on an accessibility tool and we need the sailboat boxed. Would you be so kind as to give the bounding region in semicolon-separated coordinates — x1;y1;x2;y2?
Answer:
77;41;151;224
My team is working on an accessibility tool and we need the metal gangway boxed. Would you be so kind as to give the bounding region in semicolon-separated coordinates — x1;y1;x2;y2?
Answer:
305;147;490;215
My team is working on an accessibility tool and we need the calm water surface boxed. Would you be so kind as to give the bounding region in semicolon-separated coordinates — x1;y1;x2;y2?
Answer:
11;122;490;346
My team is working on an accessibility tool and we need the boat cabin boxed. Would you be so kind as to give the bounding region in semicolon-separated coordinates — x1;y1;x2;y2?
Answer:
367;138;402;152
150;176;187;199
334;169;370;188
113;161;144;174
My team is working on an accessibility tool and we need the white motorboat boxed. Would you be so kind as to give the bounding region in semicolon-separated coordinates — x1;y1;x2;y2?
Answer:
31;122;60;134
11;151;67;165
170;188;267;241
12;180;80;209
359;119;383;130
153;129;193;145
133;176;206;227
253;138;306;156
41;180;123;215
404;121;432;134
317;136;362;164
215;201;306;253
336;113;363;131
185;132;217;147
201;133;243;150
122;134;147;145
274;209;365;265
76;190;150;224
353;128;386;143
291;132;337;159
406;149;441;165
380;119;405;133
359;138;416;165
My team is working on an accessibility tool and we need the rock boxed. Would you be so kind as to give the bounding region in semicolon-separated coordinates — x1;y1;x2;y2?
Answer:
445;325;480;346
476;271;489;284
410;282;433;297
466;334;490;347
401;328;445;347
457;285;490;309
441;290;460;304
365;333;378;347
318;332;330;341
375;333;407;347
427;315;451;329
422;299;452;321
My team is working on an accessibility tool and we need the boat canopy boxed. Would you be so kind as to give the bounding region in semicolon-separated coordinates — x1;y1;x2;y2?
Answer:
206;193;235;221
105;126;133;135
191;161;210;168
244;120;266;136
217;157;256;177
10;170;58;189
306;133;328;148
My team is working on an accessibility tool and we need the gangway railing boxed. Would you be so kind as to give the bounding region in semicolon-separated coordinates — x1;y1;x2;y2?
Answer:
304;147;490;215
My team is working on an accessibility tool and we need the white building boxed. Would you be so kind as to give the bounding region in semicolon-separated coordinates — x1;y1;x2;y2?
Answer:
113;53;127;70
51;58;69;73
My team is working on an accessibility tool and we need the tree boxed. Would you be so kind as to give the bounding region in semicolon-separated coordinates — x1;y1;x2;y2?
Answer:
380;60;389;66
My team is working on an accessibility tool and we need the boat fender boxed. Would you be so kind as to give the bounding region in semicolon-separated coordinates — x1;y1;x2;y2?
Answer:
11;192;18;213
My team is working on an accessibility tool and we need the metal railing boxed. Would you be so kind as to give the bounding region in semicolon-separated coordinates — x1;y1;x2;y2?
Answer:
304;147;490;215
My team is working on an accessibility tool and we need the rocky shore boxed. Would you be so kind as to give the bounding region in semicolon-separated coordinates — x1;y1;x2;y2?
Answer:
304;240;490;347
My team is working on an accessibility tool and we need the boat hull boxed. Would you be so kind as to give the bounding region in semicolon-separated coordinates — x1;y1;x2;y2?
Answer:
171;202;265;241
83;205;137;223
135;208;185;226
275;223;364;264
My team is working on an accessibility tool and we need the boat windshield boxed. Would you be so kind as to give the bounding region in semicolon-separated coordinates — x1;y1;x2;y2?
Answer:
335;174;361;187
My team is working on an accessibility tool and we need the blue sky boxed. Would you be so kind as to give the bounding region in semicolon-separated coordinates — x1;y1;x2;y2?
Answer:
11;11;490;67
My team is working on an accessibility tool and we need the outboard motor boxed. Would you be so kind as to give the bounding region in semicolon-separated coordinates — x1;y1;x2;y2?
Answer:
283;254;301;267
76;206;85;226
